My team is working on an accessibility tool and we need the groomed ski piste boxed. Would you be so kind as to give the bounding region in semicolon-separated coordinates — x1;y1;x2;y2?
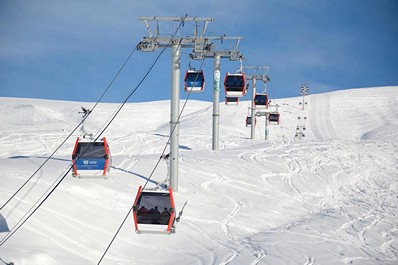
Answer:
0;86;397;265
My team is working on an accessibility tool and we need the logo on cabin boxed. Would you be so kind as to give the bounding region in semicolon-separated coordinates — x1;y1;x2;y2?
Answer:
82;160;98;165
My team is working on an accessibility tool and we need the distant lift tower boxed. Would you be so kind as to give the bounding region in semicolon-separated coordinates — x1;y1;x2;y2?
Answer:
245;66;270;140
136;16;214;191
300;83;309;110
191;36;244;150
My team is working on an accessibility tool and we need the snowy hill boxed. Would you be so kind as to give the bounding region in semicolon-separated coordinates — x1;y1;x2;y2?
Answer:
0;86;397;265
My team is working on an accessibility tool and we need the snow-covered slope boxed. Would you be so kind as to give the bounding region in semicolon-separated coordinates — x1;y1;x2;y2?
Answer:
0;86;397;265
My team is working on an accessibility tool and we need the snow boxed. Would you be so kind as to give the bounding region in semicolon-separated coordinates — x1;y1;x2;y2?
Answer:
0;86;397;265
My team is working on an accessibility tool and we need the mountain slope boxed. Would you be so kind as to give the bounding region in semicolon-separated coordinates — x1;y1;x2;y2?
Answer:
0;86;397;265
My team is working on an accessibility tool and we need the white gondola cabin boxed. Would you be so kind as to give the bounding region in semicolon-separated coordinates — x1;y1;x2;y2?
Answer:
133;186;176;234
254;93;269;109
184;69;205;92
224;73;247;97
268;112;280;124
225;96;239;105
71;137;111;178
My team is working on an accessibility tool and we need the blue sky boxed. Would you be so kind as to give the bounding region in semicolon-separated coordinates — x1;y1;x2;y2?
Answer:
1;0;397;103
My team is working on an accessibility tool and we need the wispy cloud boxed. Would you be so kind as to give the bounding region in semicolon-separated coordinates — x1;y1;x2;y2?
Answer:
0;0;397;102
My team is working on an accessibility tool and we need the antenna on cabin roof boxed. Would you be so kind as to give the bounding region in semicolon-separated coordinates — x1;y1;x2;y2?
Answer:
79;107;93;139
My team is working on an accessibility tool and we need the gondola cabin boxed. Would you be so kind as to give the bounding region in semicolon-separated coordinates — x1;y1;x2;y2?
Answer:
224;73;247;97
184;69;205;92
254;93;269;109
133;186;176;234
225;96;239;105
71;137;111;178
245;116;256;127
269;112;280;124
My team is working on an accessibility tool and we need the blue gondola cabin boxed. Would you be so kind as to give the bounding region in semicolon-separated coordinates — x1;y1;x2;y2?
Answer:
184;69;205;92
72;137;111;178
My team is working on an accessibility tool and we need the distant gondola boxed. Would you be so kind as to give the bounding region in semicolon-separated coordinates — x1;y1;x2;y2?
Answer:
184;69;205;92
133;186;176;234
245;116;256;127
268;112;280;124
224;73;247;97
71;137;111;178
225;96;239;105
254;93;268;109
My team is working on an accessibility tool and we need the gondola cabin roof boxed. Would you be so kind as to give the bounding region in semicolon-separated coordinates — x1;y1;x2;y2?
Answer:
133;186;176;234
254;93;269;109
224;72;247;97
71;137;111;178
184;69;205;92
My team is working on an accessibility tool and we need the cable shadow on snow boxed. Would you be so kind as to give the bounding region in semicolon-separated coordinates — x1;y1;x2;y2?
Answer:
152;133;192;150
0;257;14;265
110;166;159;185
3;155;71;219
8;155;69;162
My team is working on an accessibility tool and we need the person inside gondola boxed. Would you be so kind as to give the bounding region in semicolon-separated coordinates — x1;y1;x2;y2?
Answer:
137;206;147;215
137;206;153;224
162;207;170;215
147;206;161;224
161;207;171;225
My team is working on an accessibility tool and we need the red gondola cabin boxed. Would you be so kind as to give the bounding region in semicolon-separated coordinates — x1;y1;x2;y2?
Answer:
133;186;176;234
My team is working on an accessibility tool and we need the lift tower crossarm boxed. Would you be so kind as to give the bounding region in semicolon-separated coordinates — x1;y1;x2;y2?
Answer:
245;65;270;81
137;17;215;52
139;16;214;38
139;16;214;22
190;36;244;61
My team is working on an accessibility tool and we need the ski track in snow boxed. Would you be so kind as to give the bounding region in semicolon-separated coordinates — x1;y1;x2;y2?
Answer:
1;88;398;264
309;93;338;141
